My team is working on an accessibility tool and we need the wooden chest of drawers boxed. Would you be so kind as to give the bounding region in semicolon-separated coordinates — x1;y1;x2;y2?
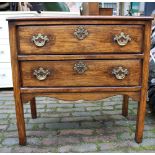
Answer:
7;16;152;145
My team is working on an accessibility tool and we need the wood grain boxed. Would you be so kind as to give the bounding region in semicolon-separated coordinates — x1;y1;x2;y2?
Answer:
21;91;140;103
135;21;152;143
10;20;148;26
8;16;152;145
20;60;141;87
8;22;26;145
30;98;37;119
20;87;141;93
18;54;144;61
6;16;153;21
122;95;129;117
81;3;99;15
18;25;143;54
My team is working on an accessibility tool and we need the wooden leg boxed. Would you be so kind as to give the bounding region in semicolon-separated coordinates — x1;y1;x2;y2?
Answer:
15;94;26;145
122;95;129;117
134;21;151;143
135;99;147;143
30;97;37;119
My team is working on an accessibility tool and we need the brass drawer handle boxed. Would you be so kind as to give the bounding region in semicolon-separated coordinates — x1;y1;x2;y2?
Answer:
114;32;131;46
74;61;88;74
33;67;50;81
31;33;49;47
74;26;89;40
112;66;129;80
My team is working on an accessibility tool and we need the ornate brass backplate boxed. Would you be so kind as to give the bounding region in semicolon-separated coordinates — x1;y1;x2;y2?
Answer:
31;33;49;47
114;32;131;46
112;66;129;80
74;26;89;40
74;61;88;74
33;67;50;81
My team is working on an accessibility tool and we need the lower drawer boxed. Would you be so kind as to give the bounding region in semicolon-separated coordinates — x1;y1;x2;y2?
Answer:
20;60;141;87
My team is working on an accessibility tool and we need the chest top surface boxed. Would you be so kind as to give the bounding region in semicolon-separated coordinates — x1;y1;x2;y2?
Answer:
6;15;153;21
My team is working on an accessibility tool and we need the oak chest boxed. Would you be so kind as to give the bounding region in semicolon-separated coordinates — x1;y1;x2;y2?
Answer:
7;16;152;145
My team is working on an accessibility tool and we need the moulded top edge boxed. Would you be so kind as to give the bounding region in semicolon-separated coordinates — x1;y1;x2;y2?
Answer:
6;15;153;21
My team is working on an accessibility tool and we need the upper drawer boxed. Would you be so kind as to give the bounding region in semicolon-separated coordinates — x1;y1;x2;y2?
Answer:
18;25;143;54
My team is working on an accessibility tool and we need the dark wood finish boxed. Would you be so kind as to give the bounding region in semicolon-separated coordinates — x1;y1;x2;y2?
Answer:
81;3;117;16
7;16;153;21
122;95;129;117
81;2;99;15
8;22;26;145
99;8;113;16
20;60;141;87
135;22;152;143
18;25;143;54
21;92;140;104
9;20;149;27
18;54;144;60
8;16;152;145
20;87;141;102
30;98;37;119
20;87;141;93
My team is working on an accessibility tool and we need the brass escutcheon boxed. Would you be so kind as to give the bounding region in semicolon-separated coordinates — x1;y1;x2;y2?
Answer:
31;33;49;47
114;32;131;46
74;26;89;40
33;67;50;81
112;66;129;80
74;61;88;74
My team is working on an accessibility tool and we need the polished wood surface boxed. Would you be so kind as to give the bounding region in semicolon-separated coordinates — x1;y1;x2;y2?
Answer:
81;2;113;16
30;98;37;119
20;60;141;87
18;25;143;54
20;86;141;93
99;8;113;16
8;16;152;145
18;54;144;60
135;21;152;143
21;92;140;104
9;22;26;145
7;16;153;21
81;2;99;16
122;95;129;117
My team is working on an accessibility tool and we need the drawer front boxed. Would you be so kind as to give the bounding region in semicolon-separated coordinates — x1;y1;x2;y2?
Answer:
0;45;11;62
18;25;143;54
20;60;141;87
